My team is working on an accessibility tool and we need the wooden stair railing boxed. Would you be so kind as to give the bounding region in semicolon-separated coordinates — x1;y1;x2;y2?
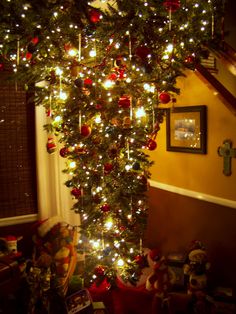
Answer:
195;42;236;116
195;62;236;116
211;42;236;76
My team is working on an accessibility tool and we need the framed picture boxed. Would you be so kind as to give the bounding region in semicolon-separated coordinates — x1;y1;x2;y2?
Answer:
166;105;207;154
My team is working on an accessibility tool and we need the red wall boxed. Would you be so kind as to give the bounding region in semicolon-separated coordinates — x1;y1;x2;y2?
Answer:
146;187;236;290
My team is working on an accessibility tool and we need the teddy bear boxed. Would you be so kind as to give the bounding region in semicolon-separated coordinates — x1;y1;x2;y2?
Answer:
183;241;210;296
146;248;175;299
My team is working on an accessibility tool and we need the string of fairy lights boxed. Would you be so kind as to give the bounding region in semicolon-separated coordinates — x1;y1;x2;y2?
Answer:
0;0;221;285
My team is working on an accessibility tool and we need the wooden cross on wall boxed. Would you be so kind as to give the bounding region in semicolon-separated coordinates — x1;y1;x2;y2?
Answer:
218;139;236;176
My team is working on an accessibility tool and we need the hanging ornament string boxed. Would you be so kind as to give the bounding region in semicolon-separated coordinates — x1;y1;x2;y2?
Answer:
220;0;226;43
127;138;130;160
211;11;215;39
128;31;132;60
16;36;20;67
139;238;143;254
130;97;133;122
101;230;105;250
79;110;82;133
169;8;172;31
15;36;20;91
130;195;133;221
78;33;82;62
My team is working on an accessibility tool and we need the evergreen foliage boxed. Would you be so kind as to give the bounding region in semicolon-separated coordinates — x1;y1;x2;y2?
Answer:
0;0;223;287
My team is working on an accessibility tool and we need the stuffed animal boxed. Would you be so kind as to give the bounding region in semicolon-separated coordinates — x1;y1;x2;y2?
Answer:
183;241;210;295
31;216;78;295
146;249;175;299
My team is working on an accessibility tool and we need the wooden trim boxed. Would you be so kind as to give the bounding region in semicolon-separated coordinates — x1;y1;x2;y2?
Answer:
149;180;236;209
195;63;236;116
0;214;38;227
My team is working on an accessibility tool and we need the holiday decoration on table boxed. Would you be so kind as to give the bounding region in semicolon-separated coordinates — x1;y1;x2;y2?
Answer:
0;0;223;289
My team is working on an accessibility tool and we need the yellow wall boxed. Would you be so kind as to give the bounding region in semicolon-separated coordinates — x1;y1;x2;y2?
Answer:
148;70;236;201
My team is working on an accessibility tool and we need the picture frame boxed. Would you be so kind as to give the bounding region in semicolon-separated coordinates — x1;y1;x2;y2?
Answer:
166;105;207;154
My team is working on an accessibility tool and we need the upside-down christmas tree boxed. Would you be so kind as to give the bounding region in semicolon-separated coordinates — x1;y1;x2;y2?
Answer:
0;0;223;288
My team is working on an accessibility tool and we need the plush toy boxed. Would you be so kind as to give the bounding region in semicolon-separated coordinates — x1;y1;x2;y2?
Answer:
31;216;78;295
183;241;210;295
146;249;175;299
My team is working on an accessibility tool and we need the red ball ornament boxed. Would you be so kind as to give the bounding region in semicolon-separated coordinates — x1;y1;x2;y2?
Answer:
104;163;113;174
135;46;151;60
147;138;157;151
89;9;101;23
80;124;91;137
101;203;110;213
0;63;4;71
31;37;39;45
59;147;68;158
84;78;93;86
71;187;82;198
118;95;131;109
163;0;181;12
26;52;33;60
159;92;171;104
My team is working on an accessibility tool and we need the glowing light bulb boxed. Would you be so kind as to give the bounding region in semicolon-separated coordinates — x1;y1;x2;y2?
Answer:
125;164;132;171
103;79;115;89
59;91;67;100
143;83;155;93
69;161;76;169
55;67;63;75
117;259;124;267
95;114;101;124
135;107;146;119
105;219;113;230
89;49;96;57
68;48;77;57
166;43;173;53
92;241;100;249
54;115;61;123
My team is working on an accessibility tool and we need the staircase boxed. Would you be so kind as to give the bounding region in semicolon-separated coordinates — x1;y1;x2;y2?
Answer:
196;42;236;116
